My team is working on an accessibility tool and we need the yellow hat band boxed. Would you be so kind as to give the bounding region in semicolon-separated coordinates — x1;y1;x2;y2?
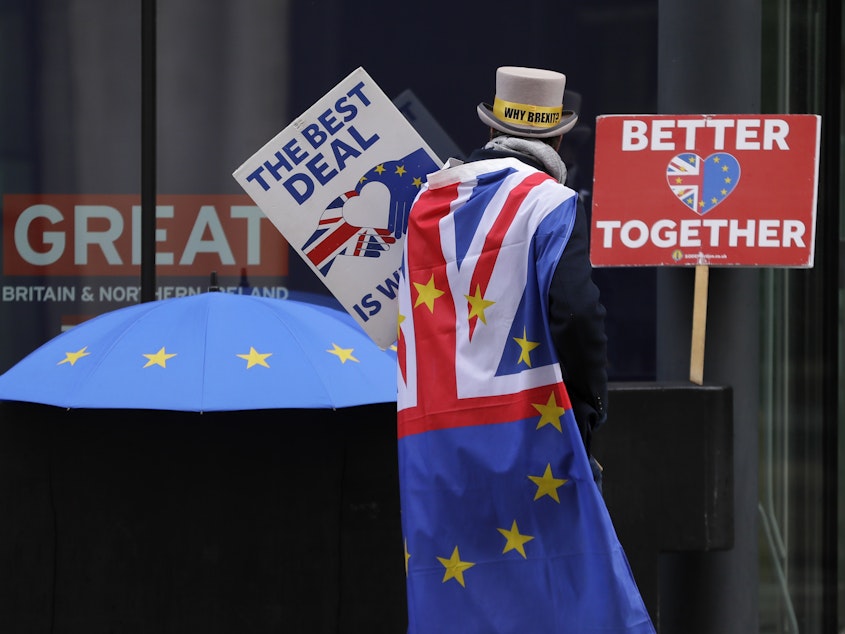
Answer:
492;98;563;128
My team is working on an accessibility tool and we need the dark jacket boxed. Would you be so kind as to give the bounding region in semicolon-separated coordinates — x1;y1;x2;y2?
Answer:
466;146;608;455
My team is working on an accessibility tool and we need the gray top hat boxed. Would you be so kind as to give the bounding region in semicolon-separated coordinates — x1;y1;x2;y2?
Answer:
477;66;578;138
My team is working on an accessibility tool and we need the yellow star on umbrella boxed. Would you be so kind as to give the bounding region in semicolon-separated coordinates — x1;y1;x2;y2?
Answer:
437;546;475;587
464;285;495;324
532;392;566;432
58;346;90;366
413;274;445;313
327;343;358;364
498;520;535;558
528;464;568;503
237;347;272;368
513;327;540;367
142;347;177;369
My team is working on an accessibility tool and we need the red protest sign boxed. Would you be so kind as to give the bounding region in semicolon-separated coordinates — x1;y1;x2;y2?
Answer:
590;114;820;268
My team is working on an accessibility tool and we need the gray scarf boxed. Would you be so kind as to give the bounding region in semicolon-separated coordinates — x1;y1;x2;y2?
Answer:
484;136;568;184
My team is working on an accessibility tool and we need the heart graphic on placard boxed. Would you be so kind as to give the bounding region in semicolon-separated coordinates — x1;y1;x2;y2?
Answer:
300;147;439;276
666;152;741;215
342;181;391;228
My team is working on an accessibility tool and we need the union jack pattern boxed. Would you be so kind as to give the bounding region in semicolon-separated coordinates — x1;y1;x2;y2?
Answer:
396;157;655;633
666;152;703;211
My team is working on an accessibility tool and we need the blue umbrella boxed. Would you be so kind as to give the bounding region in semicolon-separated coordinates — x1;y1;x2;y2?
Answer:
0;292;397;411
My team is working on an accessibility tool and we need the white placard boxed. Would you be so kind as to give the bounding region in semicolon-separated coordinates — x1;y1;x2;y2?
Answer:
233;67;442;348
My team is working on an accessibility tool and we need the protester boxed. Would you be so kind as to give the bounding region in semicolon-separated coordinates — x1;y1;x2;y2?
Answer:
395;65;655;633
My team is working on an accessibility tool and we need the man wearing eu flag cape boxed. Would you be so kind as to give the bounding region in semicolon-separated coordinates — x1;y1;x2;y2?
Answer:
396;66;655;632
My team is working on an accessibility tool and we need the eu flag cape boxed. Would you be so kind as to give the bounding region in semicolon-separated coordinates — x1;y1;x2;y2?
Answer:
397;158;655;633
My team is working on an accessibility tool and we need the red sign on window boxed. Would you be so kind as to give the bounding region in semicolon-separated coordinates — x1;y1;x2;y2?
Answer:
3;194;288;277
590;114;820;267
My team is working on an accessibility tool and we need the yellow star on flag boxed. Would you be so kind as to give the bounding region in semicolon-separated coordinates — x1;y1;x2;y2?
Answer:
437;546;475;587
513;327;540;367
412;176;423;188
532;392;566;432
142;347;176;369
498;520;534;558
58;346;90;366
413;274;445;313
528;463;568;503
237;347;272;368
374;164;386;174
394;164;406;176
327;343;358;363
464;285;495;324
397;312;406;340
404;539;411;576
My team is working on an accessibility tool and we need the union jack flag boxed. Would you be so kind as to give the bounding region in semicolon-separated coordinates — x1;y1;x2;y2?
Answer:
666;152;703;211
397;157;655;633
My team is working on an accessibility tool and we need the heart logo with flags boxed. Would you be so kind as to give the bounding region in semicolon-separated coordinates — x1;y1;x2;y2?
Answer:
666;152;741;215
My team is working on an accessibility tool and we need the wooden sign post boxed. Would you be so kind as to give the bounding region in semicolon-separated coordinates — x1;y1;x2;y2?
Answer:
689;264;709;385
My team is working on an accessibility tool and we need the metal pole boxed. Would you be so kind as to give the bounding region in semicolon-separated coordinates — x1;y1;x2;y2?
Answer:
820;0;841;628
141;0;156;302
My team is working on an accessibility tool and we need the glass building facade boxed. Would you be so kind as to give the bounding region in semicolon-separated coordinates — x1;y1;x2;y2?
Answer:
1;1;841;631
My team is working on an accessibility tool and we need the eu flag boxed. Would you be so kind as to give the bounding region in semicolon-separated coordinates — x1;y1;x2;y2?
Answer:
397;158;655;633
